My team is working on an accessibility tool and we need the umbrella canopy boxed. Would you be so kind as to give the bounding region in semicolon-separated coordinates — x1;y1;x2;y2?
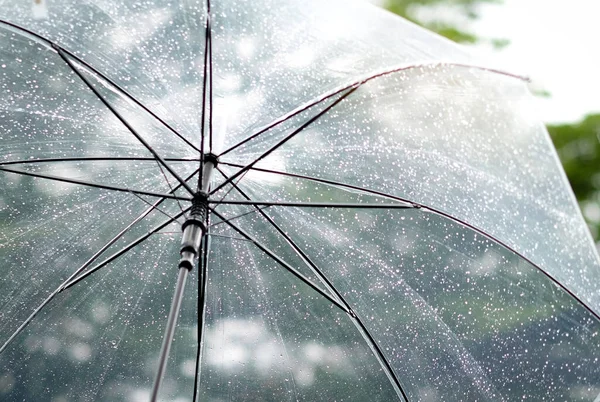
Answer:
1;0;600;401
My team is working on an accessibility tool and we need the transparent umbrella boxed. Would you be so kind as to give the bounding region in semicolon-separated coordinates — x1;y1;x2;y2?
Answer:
1;0;599;401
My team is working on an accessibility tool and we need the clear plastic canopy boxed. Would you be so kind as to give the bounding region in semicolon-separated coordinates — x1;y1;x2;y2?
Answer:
1;0;599;401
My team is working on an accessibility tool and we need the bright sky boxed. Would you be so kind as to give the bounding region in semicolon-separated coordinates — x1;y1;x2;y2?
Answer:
472;0;600;124
369;0;600;124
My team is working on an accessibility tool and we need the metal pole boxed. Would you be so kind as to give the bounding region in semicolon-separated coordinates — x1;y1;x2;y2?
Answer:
150;265;192;401
150;155;217;401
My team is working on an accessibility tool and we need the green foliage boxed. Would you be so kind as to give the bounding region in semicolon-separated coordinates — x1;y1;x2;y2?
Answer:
383;0;502;44
548;115;600;240
432;25;478;43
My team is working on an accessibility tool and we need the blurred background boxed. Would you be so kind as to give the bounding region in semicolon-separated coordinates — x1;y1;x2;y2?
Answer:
1;2;598;400
369;0;600;248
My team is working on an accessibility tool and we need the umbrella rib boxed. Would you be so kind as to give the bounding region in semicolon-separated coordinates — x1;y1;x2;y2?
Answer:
59;162;196;289
207;0;214;153
61;207;191;292
128;190;184;225
0;19;201;154
210;206;272;229
346;314;408;401
221;164;600;324
219;63;528;158
210;208;349;314
211;87;358;195
210;205;270;226
197;0;211;190
68;165;195;288
218;162;422;206
210;170;251;215
154;161;187;217
0;179;194;355
53;45;196;196
214;167;342;300
213;168;408;401
0;166;191;201
0;157;201;166
210;200;416;209
208;233;251;242
192;232;210;402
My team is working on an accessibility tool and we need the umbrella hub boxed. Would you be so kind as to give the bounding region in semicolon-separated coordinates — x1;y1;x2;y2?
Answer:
179;154;217;270
179;192;208;270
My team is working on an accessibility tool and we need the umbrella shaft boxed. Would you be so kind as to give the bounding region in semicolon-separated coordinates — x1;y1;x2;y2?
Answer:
151;208;206;400
150;266;191;401
201;159;215;193
151;157;214;400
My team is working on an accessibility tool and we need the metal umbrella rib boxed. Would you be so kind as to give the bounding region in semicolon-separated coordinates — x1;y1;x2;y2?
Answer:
0;157;202;166
61;206;190;292
213;167;409;400
0;19;202;154
218;64;528;158
0;169;197;355
154;162;188;217
128;191;185;225
197;0;212;188
0;157;193;217
209;185;502;401
217;163;600;324
53;45;197;196
211;200;417;209
0;165;192;201
0;206;190;354
210;86;359;195
214;167;344;305
210;205;272;228
191;233;210;402
210;208;350;315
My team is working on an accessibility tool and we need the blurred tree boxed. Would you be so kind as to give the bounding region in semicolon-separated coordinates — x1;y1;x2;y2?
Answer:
548;116;600;241
383;0;600;244
382;0;506;46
